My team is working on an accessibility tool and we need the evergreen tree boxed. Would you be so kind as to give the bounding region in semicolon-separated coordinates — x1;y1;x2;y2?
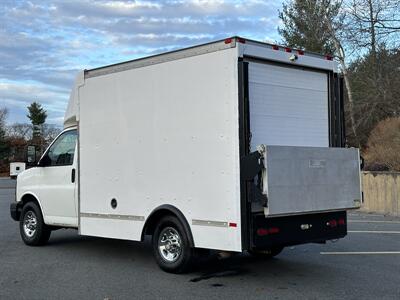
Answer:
278;0;340;55
27;102;47;139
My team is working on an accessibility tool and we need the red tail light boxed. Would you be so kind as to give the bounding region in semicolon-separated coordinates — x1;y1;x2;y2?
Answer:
224;38;233;44
257;227;280;236
237;37;246;44
338;219;345;225
327;220;337;228
285;47;292;53
297;50;304;55
268;227;280;234
257;228;269;236
325;55;333;60
272;45;279;50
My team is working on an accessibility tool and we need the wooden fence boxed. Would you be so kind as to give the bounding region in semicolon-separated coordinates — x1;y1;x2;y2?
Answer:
360;171;400;216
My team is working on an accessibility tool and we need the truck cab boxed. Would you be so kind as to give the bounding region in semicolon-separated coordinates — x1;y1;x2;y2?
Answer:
11;127;78;244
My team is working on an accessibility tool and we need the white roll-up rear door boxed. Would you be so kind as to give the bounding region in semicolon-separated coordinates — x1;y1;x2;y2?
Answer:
248;62;329;149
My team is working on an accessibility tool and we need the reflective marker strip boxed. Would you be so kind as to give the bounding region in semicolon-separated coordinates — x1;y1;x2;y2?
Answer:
192;219;228;227
80;212;145;221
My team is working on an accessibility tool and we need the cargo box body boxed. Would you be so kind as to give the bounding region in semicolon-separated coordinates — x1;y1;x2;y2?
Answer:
62;37;360;252
78;46;242;251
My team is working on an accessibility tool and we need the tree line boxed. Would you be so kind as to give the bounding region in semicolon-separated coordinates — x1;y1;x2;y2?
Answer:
1;0;399;173
0;103;60;174
279;0;400;171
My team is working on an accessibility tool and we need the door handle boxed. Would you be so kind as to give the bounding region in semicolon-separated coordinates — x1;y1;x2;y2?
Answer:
71;168;76;183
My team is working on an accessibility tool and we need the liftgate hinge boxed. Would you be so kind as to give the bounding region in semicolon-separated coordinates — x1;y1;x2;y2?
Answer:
240;151;263;181
240;145;268;206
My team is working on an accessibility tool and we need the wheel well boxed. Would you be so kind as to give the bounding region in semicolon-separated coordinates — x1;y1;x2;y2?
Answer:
20;194;40;207
16;194;42;220
141;205;194;247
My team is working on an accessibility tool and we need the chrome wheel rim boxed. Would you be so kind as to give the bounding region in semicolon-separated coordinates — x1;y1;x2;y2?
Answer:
158;227;182;263
23;211;37;238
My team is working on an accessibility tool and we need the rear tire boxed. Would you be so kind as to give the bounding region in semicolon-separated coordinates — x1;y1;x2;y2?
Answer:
152;216;194;273
19;202;51;246
249;246;284;258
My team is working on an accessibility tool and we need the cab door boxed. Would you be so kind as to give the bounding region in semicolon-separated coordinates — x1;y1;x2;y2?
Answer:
36;128;78;227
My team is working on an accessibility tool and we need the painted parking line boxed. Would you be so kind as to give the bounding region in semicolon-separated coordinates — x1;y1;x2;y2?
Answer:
348;220;400;224
321;251;400;255
348;230;400;234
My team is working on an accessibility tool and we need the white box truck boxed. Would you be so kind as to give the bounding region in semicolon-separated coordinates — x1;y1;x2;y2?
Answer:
9;162;26;179
10;37;361;273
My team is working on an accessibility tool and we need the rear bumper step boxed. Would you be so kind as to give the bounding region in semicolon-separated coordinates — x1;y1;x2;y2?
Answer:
251;211;347;250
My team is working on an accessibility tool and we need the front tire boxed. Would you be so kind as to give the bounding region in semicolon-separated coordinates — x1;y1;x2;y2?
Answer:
152;216;194;273
19;202;51;246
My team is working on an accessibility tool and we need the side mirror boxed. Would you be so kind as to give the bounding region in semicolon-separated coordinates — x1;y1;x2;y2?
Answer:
26;145;36;165
38;154;51;167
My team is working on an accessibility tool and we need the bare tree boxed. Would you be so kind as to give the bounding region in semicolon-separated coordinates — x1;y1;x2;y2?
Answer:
6;123;32;140
345;0;400;57
323;0;400;146
325;13;360;146
42;124;61;147
341;0;400;146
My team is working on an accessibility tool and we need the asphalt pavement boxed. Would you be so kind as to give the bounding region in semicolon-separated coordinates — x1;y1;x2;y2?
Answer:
1;178;399;300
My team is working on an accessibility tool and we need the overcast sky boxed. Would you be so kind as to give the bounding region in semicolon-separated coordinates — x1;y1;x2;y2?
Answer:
0;0;282;125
